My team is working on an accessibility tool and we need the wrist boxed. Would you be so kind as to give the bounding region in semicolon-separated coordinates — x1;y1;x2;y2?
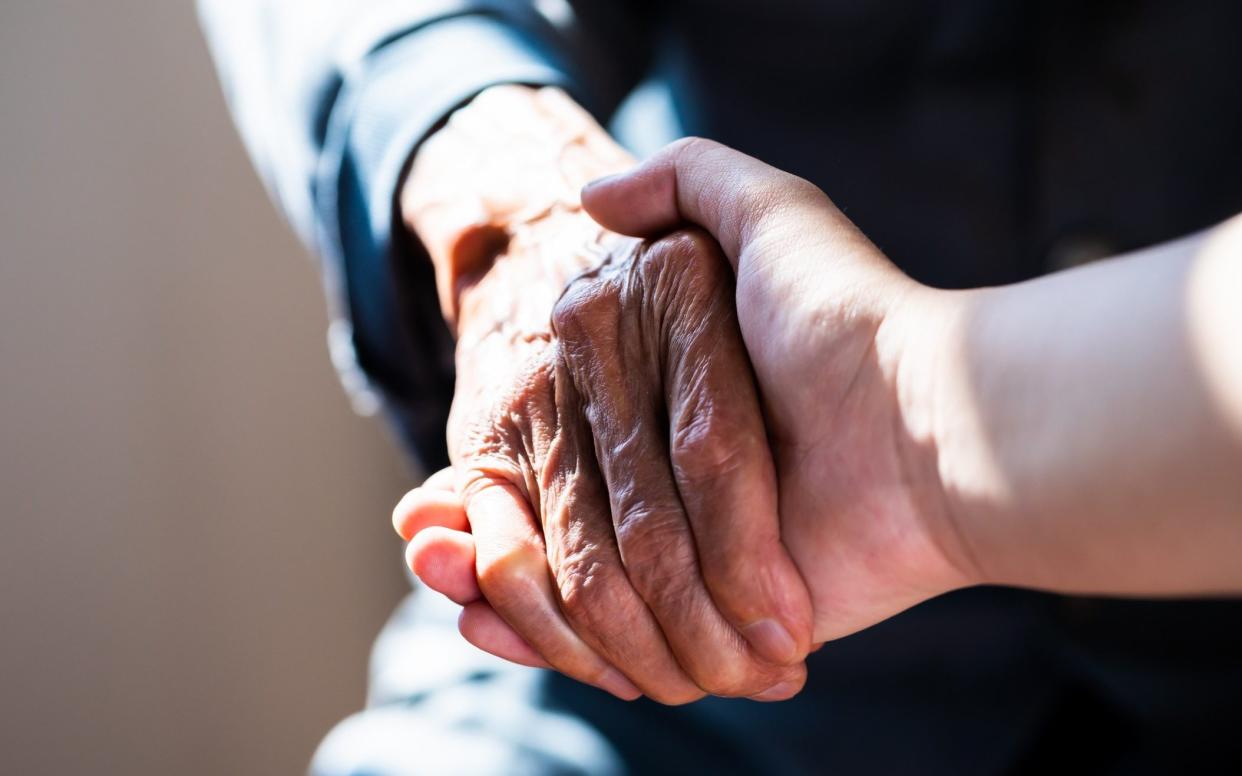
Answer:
399;85;632;331
454;209;616;347
886;283;993;590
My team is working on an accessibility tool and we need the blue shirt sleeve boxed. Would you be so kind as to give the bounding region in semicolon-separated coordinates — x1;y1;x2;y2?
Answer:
197;1;651;467
312;16;581;465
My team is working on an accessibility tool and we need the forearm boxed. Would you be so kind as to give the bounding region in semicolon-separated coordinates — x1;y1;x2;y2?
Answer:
932;215;1242;594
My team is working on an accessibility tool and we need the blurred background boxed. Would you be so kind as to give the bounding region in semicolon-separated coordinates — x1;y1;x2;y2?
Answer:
1;2;415;773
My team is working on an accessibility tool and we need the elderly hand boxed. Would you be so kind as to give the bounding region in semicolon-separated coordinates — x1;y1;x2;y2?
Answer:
406;138;982;664
399;92;812;703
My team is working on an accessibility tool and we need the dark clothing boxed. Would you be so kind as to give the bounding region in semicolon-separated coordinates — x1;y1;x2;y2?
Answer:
200;2;1242;773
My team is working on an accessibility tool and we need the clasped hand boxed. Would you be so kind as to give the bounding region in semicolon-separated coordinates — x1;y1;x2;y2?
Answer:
396;88;977;704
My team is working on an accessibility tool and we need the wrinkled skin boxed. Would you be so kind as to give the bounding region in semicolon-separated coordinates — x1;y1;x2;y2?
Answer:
400;87;812;703
446;225;807;704
401;137;982;683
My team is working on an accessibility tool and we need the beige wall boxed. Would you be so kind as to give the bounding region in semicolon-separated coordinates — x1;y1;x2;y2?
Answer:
0;2;415;773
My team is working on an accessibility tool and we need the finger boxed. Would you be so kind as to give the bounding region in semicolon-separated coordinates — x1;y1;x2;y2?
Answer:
539;371;706;705
462;475;642;701
659;231;814;664
750;678;804;702
458;600;550;669
580;137;833;269
551;264;804;698
392;486;469;541
422;466;457;491
406;527;481;605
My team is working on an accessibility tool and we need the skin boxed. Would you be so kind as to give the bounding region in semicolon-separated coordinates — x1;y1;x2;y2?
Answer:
404;137;1242;694
401;87;812;703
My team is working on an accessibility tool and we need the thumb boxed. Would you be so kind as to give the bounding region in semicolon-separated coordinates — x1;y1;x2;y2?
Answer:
580;137;830;271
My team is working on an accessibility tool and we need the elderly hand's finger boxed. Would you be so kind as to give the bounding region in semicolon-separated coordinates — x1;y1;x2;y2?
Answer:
404;508;583;674
462;474;642;701
458;600;551;669
659;231;814;664
407;526;481;605
392;467;466;540
410;533;555;669
421;466;457;491
392;486;469;541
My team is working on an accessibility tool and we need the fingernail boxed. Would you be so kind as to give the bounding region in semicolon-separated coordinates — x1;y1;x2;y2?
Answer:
581;173;619;196
743;619;798;664
752;680;799;702
598;667;642;701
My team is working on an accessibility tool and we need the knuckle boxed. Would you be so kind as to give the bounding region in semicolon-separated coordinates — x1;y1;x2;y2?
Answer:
746;176;825;232
670;135;719;162
693;661;751;698
784;174;828;203
614;501;687;552
670;408;744;485
551;275;620;346
635;229;712;277
653;228;719;268
630;241;668;296
696;659;775;698
637;230;729;315
457;466;522;506
456;468;496;504
454;401;527;475
475;542;544;609
749;178;792;213
615;511;701;607
555;550;629;626
645;685;707;707
640;564;700;616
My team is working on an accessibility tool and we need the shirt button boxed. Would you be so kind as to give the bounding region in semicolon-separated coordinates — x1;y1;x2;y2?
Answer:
1047;232;1117;272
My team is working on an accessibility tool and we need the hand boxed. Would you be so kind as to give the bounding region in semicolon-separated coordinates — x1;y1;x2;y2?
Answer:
400;92;813;702
406;138;979;653
588;142;1242;605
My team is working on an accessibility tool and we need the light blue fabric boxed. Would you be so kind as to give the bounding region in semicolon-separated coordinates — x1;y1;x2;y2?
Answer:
312;15;575;444
313;589;626;776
